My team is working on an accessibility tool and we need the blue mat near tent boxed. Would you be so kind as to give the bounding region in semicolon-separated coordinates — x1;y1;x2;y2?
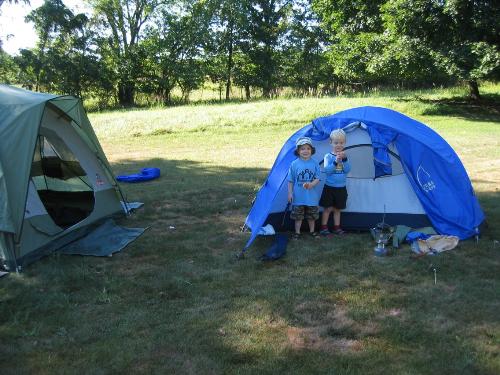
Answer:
259;234;288;261
117;167;160;182
59;219;147;257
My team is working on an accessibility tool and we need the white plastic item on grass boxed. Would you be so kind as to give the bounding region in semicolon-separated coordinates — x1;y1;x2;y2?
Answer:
258;224;276;236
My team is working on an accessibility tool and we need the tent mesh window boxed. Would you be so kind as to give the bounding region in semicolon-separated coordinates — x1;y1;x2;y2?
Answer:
344;144;404;178
30;133;95;228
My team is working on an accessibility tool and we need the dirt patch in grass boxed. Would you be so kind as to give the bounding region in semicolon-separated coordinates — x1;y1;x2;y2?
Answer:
286;326;362;353
288;302;379;353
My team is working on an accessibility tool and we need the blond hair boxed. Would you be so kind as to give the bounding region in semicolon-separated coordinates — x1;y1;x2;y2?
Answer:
330;129;346;141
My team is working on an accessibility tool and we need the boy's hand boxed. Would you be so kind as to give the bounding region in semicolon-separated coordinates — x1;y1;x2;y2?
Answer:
288;192;293;202
303;182;311;189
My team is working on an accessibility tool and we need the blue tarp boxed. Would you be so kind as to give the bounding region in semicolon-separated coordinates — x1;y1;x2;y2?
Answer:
59;219;146;256
244;106;484;250
117;168;160;182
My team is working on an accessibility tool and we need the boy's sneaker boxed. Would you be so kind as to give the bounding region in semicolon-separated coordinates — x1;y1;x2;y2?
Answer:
319;228;331;236
333;228;345;235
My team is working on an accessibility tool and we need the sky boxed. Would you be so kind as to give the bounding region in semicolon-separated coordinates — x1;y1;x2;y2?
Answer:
0;0;89;55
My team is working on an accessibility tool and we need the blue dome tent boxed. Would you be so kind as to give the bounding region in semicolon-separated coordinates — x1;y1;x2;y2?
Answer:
243;106;484;251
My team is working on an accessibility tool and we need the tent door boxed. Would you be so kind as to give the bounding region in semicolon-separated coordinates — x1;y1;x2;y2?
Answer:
30;126;95;229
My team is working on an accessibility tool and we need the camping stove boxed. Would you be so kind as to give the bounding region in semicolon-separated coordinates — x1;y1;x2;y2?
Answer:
371;222;394;256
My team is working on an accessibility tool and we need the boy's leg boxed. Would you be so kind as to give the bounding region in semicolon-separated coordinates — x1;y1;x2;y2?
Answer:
306;206;320;237
290;205;305;236
319;186;333;229
307;219;316;233
332;187;347;234
320;207;332;235
333;208;341;226
332;208;345;234
294;220;302;234
321;207;332;226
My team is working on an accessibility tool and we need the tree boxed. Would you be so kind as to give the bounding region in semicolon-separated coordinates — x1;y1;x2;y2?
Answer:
282;0;331;95
88;0;161;106
381;0;500;99
47;14;104;98
18;0;99;96
232;51;258;99
312;0;387;89
24;0;77;91
0;49;18;83
1;2;34;83
139;1;211;104
207;0;249;100
14;49;41;89
242;0;293;98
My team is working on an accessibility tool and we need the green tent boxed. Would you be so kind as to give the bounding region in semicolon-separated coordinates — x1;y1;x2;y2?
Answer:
0;84;127;271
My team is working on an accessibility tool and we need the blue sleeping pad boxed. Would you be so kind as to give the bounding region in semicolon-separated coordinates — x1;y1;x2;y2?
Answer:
116;167;160;182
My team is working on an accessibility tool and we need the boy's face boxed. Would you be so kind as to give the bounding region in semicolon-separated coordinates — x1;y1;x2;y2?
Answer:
331;137;345;154
298;144;313;159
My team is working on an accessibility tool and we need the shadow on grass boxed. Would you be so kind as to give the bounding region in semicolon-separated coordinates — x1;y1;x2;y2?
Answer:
1;157;499;374
112;157;266;217
397;92;500;122
476;190;500;239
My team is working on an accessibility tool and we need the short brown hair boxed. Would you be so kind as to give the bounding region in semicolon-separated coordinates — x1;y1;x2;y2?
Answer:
294;143;316;156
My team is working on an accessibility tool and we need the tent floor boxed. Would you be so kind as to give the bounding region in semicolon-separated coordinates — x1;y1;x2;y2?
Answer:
265;211;432;232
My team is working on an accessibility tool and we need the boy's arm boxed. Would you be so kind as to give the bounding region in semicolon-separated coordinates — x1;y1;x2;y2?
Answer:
323;154;336;174
306;163;321;189
287;181;293;202
310;178;320;188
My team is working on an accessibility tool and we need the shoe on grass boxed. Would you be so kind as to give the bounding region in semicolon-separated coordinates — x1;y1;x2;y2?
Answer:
309;232;320;238
319;228;331;236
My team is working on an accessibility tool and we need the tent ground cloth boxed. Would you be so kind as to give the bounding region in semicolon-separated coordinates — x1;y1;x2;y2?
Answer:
59;219;146;256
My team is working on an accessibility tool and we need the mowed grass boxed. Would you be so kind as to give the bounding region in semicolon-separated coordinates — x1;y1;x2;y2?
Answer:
1;84;499;374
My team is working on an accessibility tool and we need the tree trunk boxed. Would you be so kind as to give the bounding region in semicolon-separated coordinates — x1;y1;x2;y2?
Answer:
118;82;135;107
163;90;171;106
468;80;480;100
225;22;234;101
225;58;232;100
158;88;171;105
245;85;250;100
262;86;271;98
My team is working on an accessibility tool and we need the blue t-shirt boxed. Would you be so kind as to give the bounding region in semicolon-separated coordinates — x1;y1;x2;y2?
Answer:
287;158;321;206
323;152;351;187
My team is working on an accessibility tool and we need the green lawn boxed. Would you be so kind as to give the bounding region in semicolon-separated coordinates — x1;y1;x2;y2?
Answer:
1;84;499;374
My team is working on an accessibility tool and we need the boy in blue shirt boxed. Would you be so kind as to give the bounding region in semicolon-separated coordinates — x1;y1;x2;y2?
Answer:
287;137;321;239
319;129;351;235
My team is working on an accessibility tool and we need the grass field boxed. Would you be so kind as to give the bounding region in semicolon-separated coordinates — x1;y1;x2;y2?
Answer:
1;84;499;374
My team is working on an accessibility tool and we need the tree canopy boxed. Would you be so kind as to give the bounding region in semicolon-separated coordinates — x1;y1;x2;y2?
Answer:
1;0;498;104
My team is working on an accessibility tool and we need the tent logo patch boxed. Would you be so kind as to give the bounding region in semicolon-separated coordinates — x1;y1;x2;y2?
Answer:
417;166;436;192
